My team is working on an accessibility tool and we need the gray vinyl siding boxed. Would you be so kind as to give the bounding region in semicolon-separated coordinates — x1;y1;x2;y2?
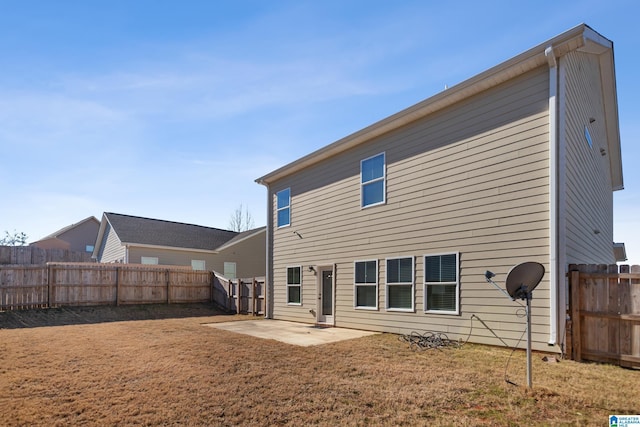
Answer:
270;66;554;351
128;247;216;268
96;223;126;263
57;219;99;252
127;234;265;278
562;51;615;264
211;232;266;278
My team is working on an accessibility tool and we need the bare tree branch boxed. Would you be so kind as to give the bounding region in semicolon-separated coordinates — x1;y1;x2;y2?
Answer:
228;204;255;232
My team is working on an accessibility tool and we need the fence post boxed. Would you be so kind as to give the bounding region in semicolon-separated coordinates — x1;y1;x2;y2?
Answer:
570;268;582;362
619;265;631;359
115;266;121;306
48;264;56;308
209;271;214;303
166;269;171;305
236;279;241;314
608;264;620;356
252;277;257;316
47;264;53;308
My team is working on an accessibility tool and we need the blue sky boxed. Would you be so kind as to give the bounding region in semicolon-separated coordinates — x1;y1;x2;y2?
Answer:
1;1;639;261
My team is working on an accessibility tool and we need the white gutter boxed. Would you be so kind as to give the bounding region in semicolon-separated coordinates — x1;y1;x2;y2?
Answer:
545;46;558;346
262;183;273;319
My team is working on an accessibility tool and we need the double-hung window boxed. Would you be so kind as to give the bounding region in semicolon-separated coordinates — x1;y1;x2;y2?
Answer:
191;260;206;271
361;153;385;208
276;188;291;227
424;252;459;314
354;260;378;309
386;256;414;311
286;266;301;305
224;262;237;279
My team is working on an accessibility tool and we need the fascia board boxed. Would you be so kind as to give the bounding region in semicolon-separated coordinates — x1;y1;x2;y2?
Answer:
215;228;266;251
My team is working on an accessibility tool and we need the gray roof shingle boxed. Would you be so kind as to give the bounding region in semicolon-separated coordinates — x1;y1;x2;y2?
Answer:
105;212;238;251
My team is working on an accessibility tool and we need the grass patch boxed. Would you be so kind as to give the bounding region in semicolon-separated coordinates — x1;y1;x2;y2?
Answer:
0;305;638;426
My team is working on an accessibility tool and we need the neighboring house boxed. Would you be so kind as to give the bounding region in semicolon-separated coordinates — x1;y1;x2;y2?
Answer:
30;216;100;253
256;24;624;354
92;212;265;278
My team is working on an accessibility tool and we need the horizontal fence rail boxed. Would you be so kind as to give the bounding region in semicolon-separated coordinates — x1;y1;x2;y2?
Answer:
0;262;265;313
567;264;640;368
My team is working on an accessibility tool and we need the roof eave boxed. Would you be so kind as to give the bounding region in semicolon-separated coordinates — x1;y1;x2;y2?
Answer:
215;227;266;251
91;213;110;259
120;242;220;254
597;46;623;191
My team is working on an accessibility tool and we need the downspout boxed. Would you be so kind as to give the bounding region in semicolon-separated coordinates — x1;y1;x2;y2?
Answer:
545;46;558;346
258;180;273;319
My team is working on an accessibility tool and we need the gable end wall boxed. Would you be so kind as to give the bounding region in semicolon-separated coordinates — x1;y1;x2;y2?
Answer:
562;51;615;264
97;223;126;263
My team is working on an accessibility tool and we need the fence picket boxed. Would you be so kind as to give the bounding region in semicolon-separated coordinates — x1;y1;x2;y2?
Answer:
0;263;264;311
568;264;640;368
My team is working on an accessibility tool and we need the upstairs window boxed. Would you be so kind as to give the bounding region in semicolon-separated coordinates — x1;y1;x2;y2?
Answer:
287;266;302;305
386;256;414;311
361;153;385;208
277;188;291;227
424;252;459;314
354;260;378;309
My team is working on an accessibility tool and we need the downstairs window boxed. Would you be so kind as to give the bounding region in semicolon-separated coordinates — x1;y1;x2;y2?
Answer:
424;252;459;314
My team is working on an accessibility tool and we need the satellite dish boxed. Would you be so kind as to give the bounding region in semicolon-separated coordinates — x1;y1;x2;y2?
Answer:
505;262;545;300
483;261;546;388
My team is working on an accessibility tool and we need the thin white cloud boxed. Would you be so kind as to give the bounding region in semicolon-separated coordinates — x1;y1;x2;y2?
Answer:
0;92;121;128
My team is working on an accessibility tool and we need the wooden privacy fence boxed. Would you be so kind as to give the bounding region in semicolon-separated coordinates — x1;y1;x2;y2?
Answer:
1;263;218;310
212;272;265;316
0;246;93;265
567;264;640;368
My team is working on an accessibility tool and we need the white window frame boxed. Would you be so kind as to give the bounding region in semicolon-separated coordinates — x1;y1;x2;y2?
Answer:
286;265;302;306
424;252;460;315
191;260;206;271
354;259;378;310
276;188;291;228
360;152;386;208
141;256;159;265
385;256;414;312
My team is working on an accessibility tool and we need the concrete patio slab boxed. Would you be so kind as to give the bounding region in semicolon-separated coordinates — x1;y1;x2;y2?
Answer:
205;319;378;347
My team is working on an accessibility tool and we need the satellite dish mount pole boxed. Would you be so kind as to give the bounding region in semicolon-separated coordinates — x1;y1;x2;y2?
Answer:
524;286;532;388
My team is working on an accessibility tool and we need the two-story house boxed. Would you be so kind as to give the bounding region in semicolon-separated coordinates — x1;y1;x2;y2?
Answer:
256;24;624;353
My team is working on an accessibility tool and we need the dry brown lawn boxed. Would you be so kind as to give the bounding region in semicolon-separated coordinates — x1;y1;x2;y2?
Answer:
0;304;638;426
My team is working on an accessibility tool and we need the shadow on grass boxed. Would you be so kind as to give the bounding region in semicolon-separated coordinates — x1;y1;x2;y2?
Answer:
0;303;235;329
